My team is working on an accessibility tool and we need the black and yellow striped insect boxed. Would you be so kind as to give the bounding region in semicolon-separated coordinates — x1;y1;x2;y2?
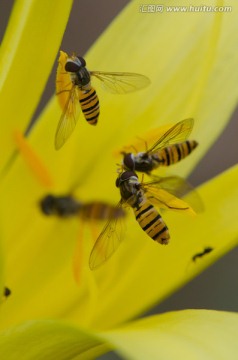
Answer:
122;118;198;173
89;171;195;270
40;194;125;221
55;51;150;150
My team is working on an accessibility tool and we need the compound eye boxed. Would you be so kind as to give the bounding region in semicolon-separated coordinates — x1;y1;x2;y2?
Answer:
115;178;119;187
121;171;138;181
123;153;135;170
65;60;80;73
77;56;86;67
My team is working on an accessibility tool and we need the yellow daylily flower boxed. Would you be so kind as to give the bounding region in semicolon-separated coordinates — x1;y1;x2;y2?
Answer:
0;0;73;173
0;0;238;359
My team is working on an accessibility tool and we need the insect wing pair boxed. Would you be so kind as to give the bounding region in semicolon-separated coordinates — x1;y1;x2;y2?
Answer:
89;174;195;270
40;193;126;280
55;51;150;150
122;118;198;173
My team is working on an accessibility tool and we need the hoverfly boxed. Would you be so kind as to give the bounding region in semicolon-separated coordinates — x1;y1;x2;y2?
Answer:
122;118;198;174
40;194;125;221
192;247;213;262
55;50;151;150
89;171;195;270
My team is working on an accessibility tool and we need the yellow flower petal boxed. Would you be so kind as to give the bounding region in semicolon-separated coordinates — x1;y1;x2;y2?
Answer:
101;309;238;360
0;244;4;304
0;0;73;173
1;310;238;360
79;0;238;181
0;163;237;331
0;320;108;360
24;0;238;196
1;0;238;335
84;165;238;329
13;131;54;188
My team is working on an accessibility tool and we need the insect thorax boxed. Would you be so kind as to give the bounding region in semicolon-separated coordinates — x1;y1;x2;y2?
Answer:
120;179;143;208
40;195;81;217
134;152;154;172
73;67;91;88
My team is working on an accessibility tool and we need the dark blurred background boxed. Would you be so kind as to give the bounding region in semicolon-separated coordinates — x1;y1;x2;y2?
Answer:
0;1;237;359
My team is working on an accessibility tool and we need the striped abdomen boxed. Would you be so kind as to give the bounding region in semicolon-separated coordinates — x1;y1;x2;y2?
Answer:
80;202;125;221
133;198;170;244
153;140;198;167
79;87;100;125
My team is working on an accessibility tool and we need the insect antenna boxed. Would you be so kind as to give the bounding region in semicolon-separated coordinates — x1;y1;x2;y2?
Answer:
135;136;148;152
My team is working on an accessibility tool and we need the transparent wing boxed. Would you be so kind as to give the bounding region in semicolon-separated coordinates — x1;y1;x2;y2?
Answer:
146;118;194;154
148;175;192;197
89;200;126;270
149;175;204;212
91;71;150;94
142;181;195;215
56;51;73;111
54;86;80;150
